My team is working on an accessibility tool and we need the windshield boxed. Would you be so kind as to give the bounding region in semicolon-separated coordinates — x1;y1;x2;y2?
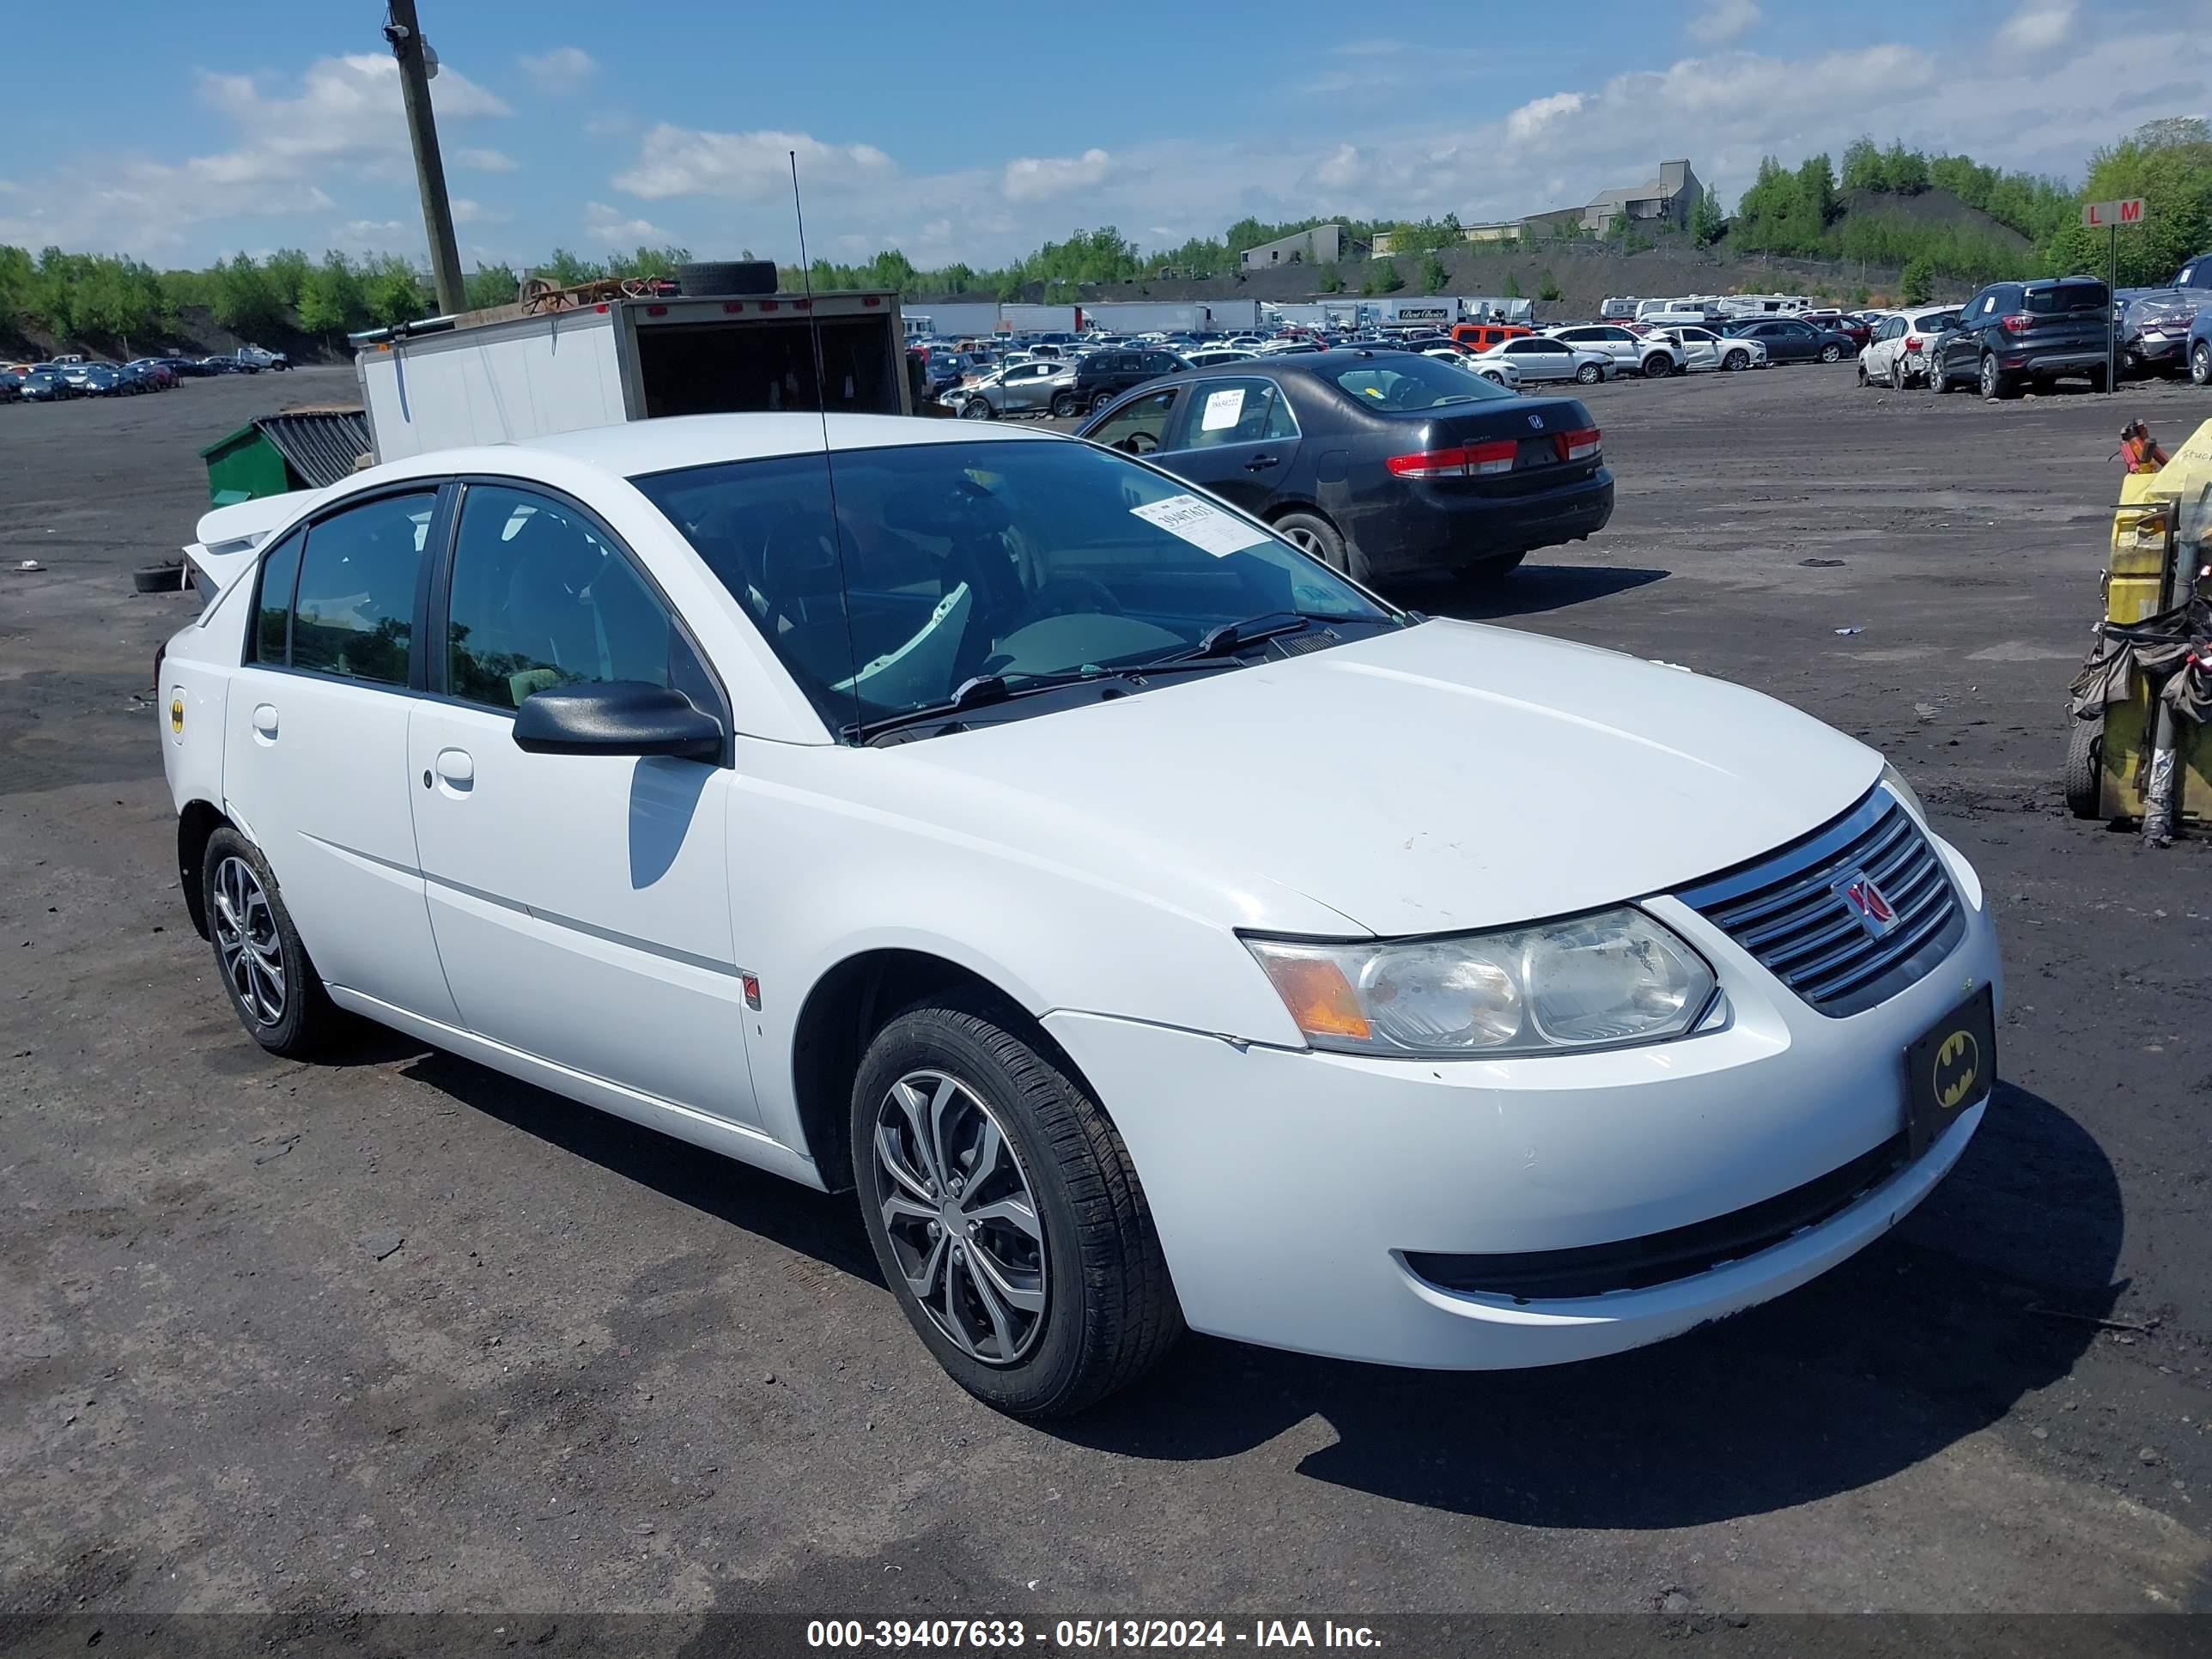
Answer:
1329;355;1516;410
635;438;1394;735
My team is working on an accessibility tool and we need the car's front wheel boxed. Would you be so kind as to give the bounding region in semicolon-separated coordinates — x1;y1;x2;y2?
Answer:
1819;343;1843;363
201;828;342;1058
959;396;994;420
1575;362;1601;384
853;1000;1182;1418
1049;391;1080;419
1723;349;1749;372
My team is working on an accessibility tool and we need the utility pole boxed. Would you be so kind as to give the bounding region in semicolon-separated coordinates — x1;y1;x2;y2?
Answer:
385;0;466;317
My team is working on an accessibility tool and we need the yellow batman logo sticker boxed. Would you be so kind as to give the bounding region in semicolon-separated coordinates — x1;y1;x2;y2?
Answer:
1933;1029;1980;1110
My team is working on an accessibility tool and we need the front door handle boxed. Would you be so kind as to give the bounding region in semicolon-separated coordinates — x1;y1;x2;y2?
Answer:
433;748;475;793
252;703;278;741
1243;454;1280;471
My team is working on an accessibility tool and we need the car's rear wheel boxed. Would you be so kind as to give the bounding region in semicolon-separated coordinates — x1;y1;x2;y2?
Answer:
1891;356;1908;392
1819;343;1843;363
1979;354;2010;399
1723;349;1749;372
2193;340;2212;386
852;1000;1181;1418
201;828;341;1058
1050;392;1080;419
1273;510;1349;574
1090;391;1116;415
1574;362;1601;384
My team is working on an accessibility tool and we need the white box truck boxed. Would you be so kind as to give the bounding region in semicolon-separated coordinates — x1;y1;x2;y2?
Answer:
353;288;909;463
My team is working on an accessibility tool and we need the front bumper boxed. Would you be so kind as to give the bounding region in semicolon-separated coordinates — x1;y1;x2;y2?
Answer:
1042;835;1999;1370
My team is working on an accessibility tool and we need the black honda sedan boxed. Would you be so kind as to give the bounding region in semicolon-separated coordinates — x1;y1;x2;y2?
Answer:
1073;349;1612;582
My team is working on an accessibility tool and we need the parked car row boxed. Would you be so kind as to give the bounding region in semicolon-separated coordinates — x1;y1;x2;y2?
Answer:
1;345;291;408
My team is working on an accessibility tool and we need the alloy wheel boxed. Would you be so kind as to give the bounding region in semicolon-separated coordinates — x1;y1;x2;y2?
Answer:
871;1069;1048;1366
1282;525;1324;556
2194;342;2211;387
211;855;285;1026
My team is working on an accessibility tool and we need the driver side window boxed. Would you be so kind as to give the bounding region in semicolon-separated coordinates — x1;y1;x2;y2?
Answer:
1087;390;1180;454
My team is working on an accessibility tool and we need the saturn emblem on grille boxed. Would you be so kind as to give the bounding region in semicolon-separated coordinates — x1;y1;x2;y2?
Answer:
1833;871;1898;938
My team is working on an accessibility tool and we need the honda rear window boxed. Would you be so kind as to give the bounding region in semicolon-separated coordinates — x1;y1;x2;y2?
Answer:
1330;356;1516;409
2026;283;2109;314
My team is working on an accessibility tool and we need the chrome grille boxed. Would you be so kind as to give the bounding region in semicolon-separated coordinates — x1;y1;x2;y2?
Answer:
1674;789;1962;1018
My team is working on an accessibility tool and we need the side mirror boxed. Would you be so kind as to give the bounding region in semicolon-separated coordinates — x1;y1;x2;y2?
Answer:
513;681;723;762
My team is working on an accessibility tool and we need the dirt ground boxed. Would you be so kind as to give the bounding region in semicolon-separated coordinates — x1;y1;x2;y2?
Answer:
2;365;2209;1624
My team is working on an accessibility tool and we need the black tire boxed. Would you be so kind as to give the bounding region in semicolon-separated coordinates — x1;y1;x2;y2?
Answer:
1469;549;1528;581
1819;343;1843;363
1273;509;1349;574
1574;362;1602;384
1930;358;1952;393
959;396;994;420
1856;363;1869;387
1891;356;1908;392
2192;340;2211;387
1979;354;2011;400
1089;390;1116;415
200;827;342;1059
2063;718;2105;821
1723;349;1749;373
851;1000;1182;1418
1050;392;1080;420
2087;365;2111;394
1641;355;1672;380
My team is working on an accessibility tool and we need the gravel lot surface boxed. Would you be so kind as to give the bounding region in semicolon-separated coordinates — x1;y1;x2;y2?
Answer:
2;365;2208;1622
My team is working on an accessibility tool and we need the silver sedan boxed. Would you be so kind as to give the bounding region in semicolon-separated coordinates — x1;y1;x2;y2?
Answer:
1473;335;1613;385
946;359;1075;419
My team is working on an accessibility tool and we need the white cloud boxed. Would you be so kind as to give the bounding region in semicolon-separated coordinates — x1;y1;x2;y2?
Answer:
1505;92;1584;143
1690;0;1761;43
584;200;667;244
613;125;894;200
1311;144;1365;192
454;146;517;173
0;52;507;255
1000;148;1111;203
1996;3;2075;52
520;46;597;94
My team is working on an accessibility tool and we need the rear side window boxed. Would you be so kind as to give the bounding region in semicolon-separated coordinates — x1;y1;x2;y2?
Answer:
248;530;304;664
290;492;436;686
2026;283;2109;314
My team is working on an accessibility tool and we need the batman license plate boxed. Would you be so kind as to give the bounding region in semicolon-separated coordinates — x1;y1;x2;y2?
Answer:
1904;984;1996;1158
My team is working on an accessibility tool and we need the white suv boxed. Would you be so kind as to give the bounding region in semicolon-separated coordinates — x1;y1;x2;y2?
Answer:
1547;324;1686;379
159;415;2000;1417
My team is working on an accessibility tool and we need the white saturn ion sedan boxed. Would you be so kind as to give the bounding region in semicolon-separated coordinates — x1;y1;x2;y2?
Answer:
160;414;1999;1417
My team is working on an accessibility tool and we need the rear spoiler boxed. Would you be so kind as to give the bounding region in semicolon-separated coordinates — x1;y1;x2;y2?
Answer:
182;488;329;599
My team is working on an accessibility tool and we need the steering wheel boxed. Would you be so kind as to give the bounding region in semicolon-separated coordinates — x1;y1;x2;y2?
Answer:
1026;576;1118;621
1116;431;1159;456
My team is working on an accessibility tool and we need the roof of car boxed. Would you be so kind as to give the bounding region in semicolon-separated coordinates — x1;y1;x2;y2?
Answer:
508;413;1066;478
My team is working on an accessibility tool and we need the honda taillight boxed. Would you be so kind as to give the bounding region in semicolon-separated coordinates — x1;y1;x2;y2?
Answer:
1386;440;1517;479
1999;313;2029;333
1554;426;1601;463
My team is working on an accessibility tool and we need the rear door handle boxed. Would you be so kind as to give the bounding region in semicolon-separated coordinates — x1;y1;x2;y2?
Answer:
1243;454;1280;471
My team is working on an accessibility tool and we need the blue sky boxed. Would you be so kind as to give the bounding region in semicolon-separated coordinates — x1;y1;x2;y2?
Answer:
2;1;2203;270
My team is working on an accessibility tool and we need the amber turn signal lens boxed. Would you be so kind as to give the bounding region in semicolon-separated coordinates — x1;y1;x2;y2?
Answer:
169;698;185;733
1256;953;1371;1041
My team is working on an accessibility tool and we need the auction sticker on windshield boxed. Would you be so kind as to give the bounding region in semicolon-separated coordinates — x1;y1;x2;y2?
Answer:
1130;493;1270;556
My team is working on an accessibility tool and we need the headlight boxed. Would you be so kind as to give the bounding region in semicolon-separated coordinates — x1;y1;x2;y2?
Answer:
1880;762;1928;823
1245;908;1717;1059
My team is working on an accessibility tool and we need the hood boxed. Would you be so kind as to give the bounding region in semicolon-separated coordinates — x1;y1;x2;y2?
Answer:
899;620;1881;939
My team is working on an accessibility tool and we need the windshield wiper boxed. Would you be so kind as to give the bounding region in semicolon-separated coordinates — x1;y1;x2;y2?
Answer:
844;660;1238;745
1150;611;1332;666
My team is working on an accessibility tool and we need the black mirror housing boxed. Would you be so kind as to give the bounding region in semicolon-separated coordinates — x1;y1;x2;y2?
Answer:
512;682;724;762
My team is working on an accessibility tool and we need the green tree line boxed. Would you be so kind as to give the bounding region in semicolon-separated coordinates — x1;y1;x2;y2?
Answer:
6;119;2207;348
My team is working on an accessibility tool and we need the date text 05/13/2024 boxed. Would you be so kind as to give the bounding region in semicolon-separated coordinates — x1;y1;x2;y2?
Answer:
806;1620;1382;1649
